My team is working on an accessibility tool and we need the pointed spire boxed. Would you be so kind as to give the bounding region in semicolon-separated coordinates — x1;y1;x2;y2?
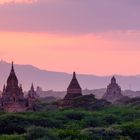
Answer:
73;72;76;79
10;61;15;74
10;61;15;75
10;61;16;75
28;83;38;99
12;61;14;68
7;61;18;85
31;83;34;91
68;72;81;89
111;76;116;84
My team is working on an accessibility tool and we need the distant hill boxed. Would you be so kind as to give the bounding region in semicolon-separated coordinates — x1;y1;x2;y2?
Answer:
0;60;140;94
36;88;140;99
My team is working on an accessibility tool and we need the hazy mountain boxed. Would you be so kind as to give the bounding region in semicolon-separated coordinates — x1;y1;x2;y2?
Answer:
37;89;140;99
0;60;140;92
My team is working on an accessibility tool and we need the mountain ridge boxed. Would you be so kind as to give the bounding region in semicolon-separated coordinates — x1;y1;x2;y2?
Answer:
0;60;140;91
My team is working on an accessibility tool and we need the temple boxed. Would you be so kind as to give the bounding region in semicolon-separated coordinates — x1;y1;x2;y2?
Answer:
64;72;82;100
1;62;35;112
27;83;38;110
28;83;38;99
60;72;82;108
102;76;123;103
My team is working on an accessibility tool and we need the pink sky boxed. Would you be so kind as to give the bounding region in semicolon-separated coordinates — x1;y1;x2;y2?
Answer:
1;31;140;75
0;0;140;75
0;0;36;3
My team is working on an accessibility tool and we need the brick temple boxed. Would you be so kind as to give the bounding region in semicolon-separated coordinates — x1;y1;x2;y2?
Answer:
60;72;82;108
102;76;124;103
1;62;37;112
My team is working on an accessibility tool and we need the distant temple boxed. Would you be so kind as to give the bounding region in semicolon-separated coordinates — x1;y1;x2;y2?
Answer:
28;83;38;110
1;62;36;112
102;76;124;103
28;83;38;99
60;72;82;108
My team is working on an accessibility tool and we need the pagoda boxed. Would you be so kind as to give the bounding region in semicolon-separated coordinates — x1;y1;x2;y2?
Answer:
28;83;38;99
60;72;82;108
102;76;123;103
1;62;28;112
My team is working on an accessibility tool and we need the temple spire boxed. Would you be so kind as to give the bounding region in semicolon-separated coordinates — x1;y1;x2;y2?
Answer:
73;72;76;79
7;61;18;86
62;72;82;105
111;76;116;84
31;83;34;91
68;72;81;89
11;61;15;73
12;61;14;68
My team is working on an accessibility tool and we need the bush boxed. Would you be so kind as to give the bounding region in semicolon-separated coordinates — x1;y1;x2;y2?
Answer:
25;126;59;140
120;121;140;140
0;115;28;134
57;129;90;140
63;110;86;120
29;118;63;128
0;135;25;140
82;116;102;127
0;106;139;139
103;114;120;125
81;127;121;140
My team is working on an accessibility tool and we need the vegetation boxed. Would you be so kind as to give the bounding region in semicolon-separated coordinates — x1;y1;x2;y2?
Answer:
0;106;139;140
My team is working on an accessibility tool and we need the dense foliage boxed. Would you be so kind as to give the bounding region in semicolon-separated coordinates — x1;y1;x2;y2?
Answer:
0;106;139;140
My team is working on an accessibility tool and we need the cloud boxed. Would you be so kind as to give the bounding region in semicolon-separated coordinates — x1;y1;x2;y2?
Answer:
0;0;140;33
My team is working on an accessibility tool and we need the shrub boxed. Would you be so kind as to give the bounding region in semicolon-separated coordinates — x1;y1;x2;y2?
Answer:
82;116;102;127
0;135;25;140
25;126;59;140
57;129;90;140
103;114;120;125
64;110;86;120
120;121;140;140
81;127;121;140
0;115;28;134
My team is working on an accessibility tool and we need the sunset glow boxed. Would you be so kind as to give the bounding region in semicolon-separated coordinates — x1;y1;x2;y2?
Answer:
0;31;140;75
0;0;140;75
0;0;139;136
0;0;36;4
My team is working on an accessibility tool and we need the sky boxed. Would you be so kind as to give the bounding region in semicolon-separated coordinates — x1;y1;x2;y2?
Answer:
0;0;140;75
